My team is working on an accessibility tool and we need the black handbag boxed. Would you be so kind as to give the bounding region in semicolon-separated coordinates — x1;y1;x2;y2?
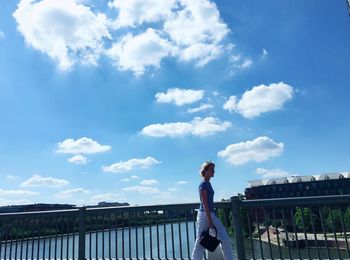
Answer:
199;227;221;252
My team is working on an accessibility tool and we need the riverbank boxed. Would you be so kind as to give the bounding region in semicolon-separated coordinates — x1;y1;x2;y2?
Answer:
255;225;350;250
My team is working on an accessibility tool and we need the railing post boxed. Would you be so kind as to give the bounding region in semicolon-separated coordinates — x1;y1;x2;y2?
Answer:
78;207;86;260
231;196;246;260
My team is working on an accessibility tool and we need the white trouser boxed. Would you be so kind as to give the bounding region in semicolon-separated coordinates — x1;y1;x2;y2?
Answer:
191;211;234;260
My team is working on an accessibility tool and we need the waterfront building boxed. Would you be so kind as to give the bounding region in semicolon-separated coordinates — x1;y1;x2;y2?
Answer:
245;172;350;199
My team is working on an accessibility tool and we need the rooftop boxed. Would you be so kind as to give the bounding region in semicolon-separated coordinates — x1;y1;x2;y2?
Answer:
248;171;350;188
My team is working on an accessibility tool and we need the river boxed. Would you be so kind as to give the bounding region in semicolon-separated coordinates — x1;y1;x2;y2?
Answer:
1;221;348;259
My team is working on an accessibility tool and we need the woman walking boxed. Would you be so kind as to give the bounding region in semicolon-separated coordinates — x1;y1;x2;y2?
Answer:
191;161;234;260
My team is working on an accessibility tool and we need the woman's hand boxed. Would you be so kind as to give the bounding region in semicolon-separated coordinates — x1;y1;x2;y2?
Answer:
209;227;217;237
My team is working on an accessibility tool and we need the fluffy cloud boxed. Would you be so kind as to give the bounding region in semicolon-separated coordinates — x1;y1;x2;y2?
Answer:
223;82;294;118
122;185;160;194
13;0;230;75
108;0;176;28
140;179;158;186
164;0;228;45
21;174;69;187
176;181;188;185
13;0;111;70
106;28;175;76
0;189;39;196
54;188;89;199
255;168;289;178
141;117;231;137
67;155;88;164
188;104;213;113
155;88;204;106
178;43;223;67
57;137;111;154
163;0;229;66
102;157;160;173
223;96;238;113
218;136;284;165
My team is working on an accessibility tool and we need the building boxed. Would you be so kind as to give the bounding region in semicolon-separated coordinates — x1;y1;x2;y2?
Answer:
245;172;350;200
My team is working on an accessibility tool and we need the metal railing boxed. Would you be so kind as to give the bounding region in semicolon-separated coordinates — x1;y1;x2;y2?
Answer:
237;195;350;260
2;195;350;260
0;202;231;260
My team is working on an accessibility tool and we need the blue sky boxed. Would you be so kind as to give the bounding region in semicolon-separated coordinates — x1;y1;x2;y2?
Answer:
0;0;350;206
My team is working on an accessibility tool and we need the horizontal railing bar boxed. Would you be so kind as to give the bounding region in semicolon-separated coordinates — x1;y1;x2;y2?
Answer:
241;194;350;207
0;208;79;218
0;202;230;219
85;201;230;215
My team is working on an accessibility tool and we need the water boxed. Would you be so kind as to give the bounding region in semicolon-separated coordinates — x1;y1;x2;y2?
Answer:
0;221;199;259
1;221;347;259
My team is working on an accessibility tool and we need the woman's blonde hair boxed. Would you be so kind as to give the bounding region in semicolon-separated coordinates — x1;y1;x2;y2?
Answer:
199;161;215;176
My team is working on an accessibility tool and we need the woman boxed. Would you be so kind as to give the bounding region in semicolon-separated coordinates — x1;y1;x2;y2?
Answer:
191;161;234;260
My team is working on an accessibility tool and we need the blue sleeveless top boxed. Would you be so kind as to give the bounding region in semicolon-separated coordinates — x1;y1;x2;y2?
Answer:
198;181;214;212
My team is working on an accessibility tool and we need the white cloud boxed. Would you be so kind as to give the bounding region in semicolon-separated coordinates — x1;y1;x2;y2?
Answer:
228;55;253;74
141;117;231;137
223;96;237;113
102;157;160;173
21;174;69;187
68;155;88;164
155;88;204;106
140;179;158;186
57;137;111;154
122;185;160;194
13;0;231;75
131;175;141;179
108;0;176;28
176;181;188;185
0;30;4;39
89;192;126;204
217;136;284;166
168;187;178;192
223;82;294;118
163;0;229;66
13;0;111;70
178;43;223;67
255;168;289;178
106;28;175;76
164;0;228;44
0;189;39;196
120;178;131;182
239;58;252;69
188;104;213;113
54;188;89;199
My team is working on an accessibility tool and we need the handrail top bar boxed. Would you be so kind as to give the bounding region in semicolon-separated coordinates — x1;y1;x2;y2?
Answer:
0;208;79;217
241;194;350;207
0;201;230;217
85;201;230;214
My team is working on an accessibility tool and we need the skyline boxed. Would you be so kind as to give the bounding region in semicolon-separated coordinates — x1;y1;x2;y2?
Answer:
0;0;350;206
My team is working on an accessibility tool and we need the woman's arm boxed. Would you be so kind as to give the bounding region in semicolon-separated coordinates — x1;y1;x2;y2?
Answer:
200;190;214;228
